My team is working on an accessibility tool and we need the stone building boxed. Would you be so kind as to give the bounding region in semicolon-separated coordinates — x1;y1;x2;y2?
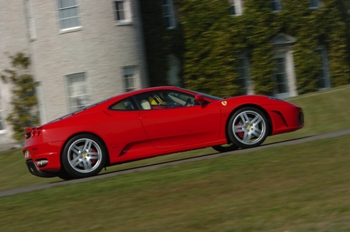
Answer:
0;0;148;145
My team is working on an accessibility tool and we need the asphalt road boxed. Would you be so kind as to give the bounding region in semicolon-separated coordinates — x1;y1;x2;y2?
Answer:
1;128;350;198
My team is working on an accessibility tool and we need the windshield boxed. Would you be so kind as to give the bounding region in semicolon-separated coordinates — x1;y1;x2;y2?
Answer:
184;89;223;100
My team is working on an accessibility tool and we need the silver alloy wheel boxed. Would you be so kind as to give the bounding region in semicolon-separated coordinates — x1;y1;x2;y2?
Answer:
232;110;266;146
67;138;103;174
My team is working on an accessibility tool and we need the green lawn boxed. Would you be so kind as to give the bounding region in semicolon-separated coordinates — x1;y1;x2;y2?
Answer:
1;134;350;231
0;85;350;231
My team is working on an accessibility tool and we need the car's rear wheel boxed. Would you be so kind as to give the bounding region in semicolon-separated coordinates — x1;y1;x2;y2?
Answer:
212;144;239;152
61;134;107;178
228;107;269;149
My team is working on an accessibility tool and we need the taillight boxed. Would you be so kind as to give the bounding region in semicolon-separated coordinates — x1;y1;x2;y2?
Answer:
24;127;42;139
32;127;42;137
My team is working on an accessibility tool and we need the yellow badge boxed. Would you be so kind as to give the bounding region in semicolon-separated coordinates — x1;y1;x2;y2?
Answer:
221;101;227;106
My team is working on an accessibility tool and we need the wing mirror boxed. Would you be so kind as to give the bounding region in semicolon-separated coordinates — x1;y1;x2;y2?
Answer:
195;94;206;106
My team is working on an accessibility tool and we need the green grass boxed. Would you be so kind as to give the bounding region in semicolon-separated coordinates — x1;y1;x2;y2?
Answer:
1;134;350;231
0;85;350;231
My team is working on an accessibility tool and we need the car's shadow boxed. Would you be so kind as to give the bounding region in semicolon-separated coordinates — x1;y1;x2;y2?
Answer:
262;135;314;147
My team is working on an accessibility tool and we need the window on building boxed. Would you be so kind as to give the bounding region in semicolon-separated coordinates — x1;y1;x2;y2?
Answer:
162;0;176;29
123;66;136;92
229;0;244;16
316;47;331;89
0;89;4;131
114;0;132;24
236;56;250;94
271;0;282;12
167;55;181;86
67;73;89;112
57;0;81;30
274;56;289;95
310;0;320;9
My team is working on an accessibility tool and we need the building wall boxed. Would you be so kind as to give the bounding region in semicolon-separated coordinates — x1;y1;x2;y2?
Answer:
29;0;147;122
0;0;31;145
0;0;147;145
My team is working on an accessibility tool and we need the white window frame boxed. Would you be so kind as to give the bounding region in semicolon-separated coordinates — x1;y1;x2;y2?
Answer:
236;55;251;95
162;0;176;29
25;0;37;41
310;0;320;9
114;0;133;25
271;0;282;12
0;87;5;132
66;73;89;112
273;54;290;98
229;0;244;16
271;34;298;99
123;66;137;92
316;46;331;90
57;0;81;31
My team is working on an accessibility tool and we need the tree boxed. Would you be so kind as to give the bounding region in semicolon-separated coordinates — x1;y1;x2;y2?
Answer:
0;52;40;142
167;0;350;96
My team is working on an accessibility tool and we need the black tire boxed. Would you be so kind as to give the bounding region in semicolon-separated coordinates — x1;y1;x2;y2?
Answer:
228;107;269;149
57;169;73;181
61;134;107;178
212;144;239;153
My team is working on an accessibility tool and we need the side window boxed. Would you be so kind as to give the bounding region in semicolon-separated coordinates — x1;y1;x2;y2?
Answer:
162;0;176;29
66;72;89;112
135;90;196;110
57;0;81;30
114;0;132;24
271;0;282;12
123;66;137;92
109;98;136;110
229;0;244;16
310;0;320;9
167;91;196;107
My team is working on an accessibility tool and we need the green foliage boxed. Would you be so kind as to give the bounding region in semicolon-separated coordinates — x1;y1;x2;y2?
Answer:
0;53;40;142
140;0;350;97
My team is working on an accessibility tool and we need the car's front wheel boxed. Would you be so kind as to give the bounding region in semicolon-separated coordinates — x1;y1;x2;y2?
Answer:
61;134;107;178
228;107;269;149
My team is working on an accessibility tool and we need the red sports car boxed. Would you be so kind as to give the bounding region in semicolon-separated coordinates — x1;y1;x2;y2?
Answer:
23;86;304;179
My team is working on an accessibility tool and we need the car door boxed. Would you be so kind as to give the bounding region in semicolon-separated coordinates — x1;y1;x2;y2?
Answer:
105;97;152;160
136;90;221;149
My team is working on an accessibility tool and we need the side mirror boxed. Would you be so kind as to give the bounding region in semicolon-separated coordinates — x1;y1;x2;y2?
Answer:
195;94;206;105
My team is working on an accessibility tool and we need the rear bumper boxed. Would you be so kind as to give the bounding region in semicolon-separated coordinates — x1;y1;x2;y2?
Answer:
23;140;64;177
25;160;57;178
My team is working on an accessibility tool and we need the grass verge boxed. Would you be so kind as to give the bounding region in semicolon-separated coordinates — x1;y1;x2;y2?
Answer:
0;134;350;231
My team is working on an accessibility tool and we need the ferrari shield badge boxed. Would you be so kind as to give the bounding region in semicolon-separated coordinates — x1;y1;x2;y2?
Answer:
221;101;227;106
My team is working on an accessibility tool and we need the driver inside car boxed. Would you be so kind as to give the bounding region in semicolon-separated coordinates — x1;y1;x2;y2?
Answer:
148;92;179;109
